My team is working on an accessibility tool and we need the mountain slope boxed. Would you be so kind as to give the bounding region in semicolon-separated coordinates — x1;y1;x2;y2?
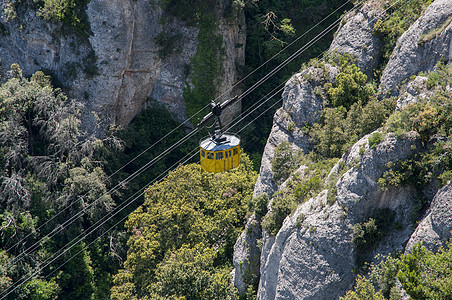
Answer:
233;0;452;298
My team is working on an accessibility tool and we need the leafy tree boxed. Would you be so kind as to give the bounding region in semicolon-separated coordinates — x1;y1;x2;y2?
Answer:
271;141;303;184
248;193;269;219
55;243;95;300
310;95;395;159
262;192;296;236
327;58;375;110
112;155;257;298
398;242;452;299
310;107;347;158
340;275;386;300
148;244;237;299
22;278;60;300
0;65;118;299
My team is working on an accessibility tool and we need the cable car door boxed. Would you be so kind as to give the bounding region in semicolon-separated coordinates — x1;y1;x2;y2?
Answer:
225;149;232;171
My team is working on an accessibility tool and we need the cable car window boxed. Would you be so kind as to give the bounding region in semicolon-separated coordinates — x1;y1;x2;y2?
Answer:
202;150;205;157
207;152;214;159
225;151;228;158
216;152;223;160
233;148;238;156
229;150;232;157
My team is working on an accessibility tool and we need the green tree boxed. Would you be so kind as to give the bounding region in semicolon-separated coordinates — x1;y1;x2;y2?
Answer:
112;155;257;298
327;57;375;110
271;141;303;184
340;275;386;300
310;107;347;158
148;244;237;299
398;242;452;299
0;65;117;299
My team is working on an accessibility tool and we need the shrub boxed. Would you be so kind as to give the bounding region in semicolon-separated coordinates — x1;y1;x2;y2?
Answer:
368;132;384;149
327;60;375;110
271;142;303;184
294;175;321;203
310;97;395;159
262;194;295;236
310;107;347;158
249;193;269;218
352;209;395;266
326;187;337;205
296;213;305;228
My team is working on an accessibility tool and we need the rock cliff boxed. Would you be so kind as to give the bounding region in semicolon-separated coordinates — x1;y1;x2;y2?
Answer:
253;64;339;199
329;0;385;77
379;0;452;95
0;0;245;132
233;0;452;298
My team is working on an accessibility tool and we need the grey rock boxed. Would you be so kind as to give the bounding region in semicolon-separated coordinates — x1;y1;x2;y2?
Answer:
0;0;246;132
396;76;428;110
253;65;338;199
232;215;262;295
405;183;452;253
329;0;385;77
257;192;355;300
336;130;422;223
256;131;422;299
380;0;452;95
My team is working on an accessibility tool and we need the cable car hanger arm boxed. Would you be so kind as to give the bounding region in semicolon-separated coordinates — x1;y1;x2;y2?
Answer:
196;95;239;128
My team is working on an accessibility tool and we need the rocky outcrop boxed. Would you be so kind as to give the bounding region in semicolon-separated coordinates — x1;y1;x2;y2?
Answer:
379;0;452;95
234;0;452;298
257;192;355;300
231;215;262;294
405;183;452;253
329;0;385;77
256;131;421;299
336;131;422;223
0;0;246;132
395;75;428;110
253;65;338;198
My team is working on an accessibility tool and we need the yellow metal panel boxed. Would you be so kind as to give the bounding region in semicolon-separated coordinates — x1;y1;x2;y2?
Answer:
200;145;241;173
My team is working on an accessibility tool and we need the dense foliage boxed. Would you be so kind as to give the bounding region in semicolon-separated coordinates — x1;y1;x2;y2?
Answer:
341;241;452;300
238;0;351;168
110;156;257;299
2;0;91;36
0;65;118;299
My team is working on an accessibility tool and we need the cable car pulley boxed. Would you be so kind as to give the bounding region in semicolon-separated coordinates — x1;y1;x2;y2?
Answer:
197;96;241;173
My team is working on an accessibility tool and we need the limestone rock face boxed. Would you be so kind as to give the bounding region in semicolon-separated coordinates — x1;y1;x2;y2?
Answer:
232;215;262;294
379;0;452;95
329;0;385;77
396;75;428;110
336;131;422;223
240;0;452;298
0;0;246;132
256;131;422;299
405;184;452;253
253;65;339;199
257;192;355;300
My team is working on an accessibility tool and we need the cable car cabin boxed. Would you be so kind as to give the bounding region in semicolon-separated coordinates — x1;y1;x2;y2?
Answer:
200;133;240;173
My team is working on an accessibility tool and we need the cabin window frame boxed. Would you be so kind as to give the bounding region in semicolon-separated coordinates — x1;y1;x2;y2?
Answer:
216;152;223;160
207;152;214;159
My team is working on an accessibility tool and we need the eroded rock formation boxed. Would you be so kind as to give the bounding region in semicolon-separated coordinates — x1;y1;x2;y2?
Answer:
0;0;246;132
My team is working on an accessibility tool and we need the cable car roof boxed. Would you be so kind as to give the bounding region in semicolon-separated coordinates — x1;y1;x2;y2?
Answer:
200;133;240;151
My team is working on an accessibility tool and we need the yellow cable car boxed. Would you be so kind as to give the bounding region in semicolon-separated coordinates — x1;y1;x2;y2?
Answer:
199;133;240;173
197;97;241;173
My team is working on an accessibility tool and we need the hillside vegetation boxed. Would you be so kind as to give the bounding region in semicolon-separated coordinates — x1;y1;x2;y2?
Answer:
0;0;451;298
